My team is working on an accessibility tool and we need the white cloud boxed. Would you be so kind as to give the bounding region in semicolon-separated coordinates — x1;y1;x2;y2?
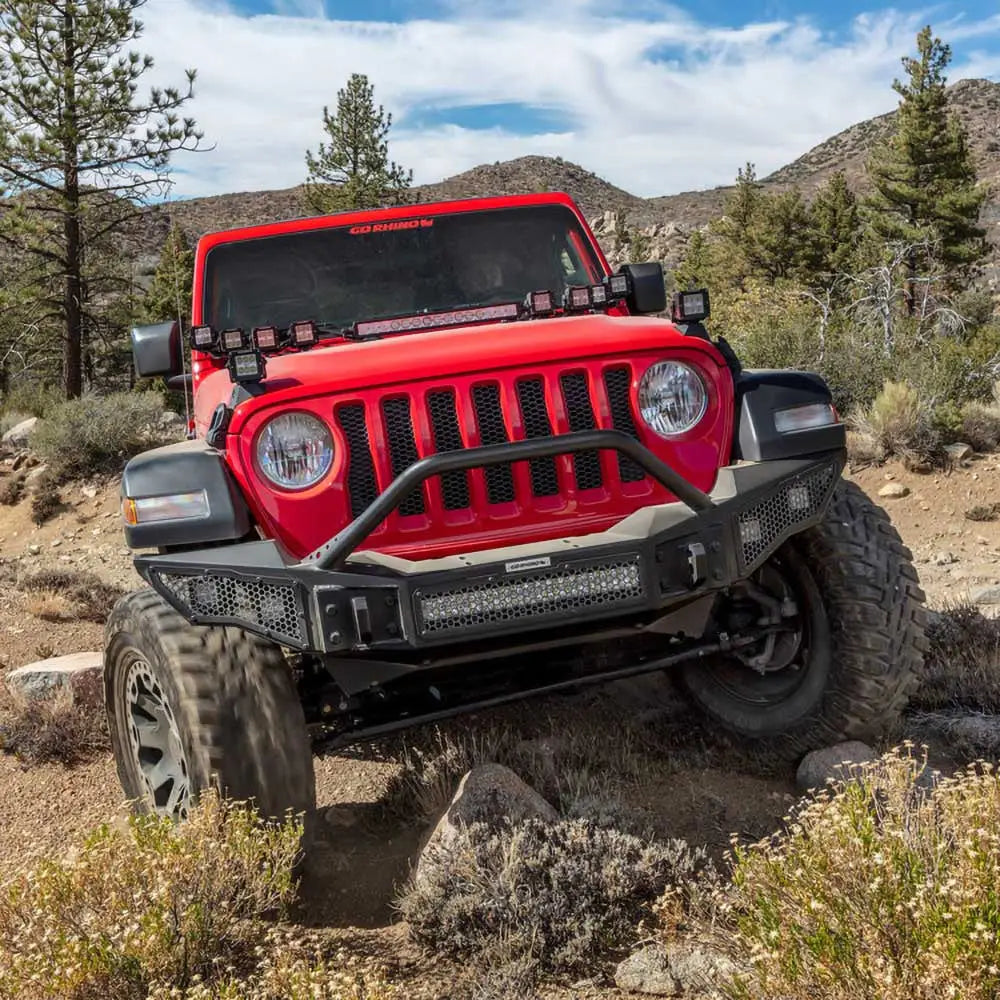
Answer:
137;0;1000;200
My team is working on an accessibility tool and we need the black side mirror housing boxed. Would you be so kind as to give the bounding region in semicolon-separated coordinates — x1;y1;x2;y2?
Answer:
132;321;182;378
621;262;666;315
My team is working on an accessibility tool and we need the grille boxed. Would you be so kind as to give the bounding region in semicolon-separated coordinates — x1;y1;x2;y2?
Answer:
155;571;305;647
560;373;602;491
337;404;379;519
738;464;837;570
517;378;559;497
472;383;516;504
416;556;645;635
604;369;645;483
428;389;470;510
382;397;425;516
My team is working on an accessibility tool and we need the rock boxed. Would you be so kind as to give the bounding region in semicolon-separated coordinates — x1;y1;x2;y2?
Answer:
5;651;104;709
80;485;97;500
24;464;48;484
414;764;557;883
614;943;738;997
26;544;40;555
946;442;974;462
796;741;877;792
1;417;37;449
932;550;958;566
878;482;910;499
971;585;1000;604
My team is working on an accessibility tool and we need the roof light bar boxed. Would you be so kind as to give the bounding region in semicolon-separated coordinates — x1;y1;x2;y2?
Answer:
289;320;318;348
253;326;281;352
671;289;710;323
355;303;519;339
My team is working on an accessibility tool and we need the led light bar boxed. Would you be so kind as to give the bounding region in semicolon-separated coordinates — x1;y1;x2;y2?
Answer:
253;325;281;351
220;328;247;351
227;350;266;384
564;285;592;311
191;325;215;351
607;273;629;299
671;289;710;323
590;283;608;306
289;320;318;347
526;289;554;316
122;490;209;526
774;402;838;434
354;303;520;339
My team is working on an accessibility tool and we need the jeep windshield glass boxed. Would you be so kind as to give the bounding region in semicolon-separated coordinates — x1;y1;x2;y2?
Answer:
201;204;604;334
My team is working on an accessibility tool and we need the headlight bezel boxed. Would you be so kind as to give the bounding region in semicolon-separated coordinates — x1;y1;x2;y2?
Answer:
254;410;335;491
636;359;710;439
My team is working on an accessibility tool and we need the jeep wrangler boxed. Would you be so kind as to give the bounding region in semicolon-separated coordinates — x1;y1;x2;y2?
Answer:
106;192;926;834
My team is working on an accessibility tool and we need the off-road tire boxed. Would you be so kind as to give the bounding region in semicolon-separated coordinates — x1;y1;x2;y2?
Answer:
680;480;927;758
105;588;316;845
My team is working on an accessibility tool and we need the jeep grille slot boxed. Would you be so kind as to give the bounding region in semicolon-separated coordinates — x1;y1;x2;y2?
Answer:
381;397;425;516
427;389;470;510
603;368;646;483
415;555;645;635
559;372;603;491
516;378;560;497
471;383;516;504
337;403;379;520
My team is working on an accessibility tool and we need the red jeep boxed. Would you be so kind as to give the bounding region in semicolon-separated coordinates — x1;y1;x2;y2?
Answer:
106;192;925;831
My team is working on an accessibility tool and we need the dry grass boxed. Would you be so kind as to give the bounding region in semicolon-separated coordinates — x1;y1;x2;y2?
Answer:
0;476;23;506
0;685;108;765
960;400;1000;452
18;568;126;623
915;603;1000;712
850;380;943;470
965;502;1000;522
720;749;1000;999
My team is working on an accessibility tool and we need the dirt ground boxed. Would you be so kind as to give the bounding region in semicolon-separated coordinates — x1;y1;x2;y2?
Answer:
1;453;998;996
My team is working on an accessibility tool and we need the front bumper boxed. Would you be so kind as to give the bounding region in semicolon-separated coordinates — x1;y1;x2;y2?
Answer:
136;431;843;654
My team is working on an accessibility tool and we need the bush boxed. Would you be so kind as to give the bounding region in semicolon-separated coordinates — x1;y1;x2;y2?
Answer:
0;686;108;765
398;818;708;979
0;793;303;1000
960;400;1000;452
725;750;1000;999
0;381;63;420
0;476;23;506
851;380;942;468
28;474;61;525
18;568;125;623
31;391;168;479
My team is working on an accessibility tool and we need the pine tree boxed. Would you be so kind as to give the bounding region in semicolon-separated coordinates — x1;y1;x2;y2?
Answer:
304;74;412;214
673;230;712;291
811;171;862;277
711;163;765;288
142;223;195;324
0;0;203;398
866;26;986;310
755;188;818;283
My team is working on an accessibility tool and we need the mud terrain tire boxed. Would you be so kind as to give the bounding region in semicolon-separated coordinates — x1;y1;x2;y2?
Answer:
680;480;926;758
105;588;315;843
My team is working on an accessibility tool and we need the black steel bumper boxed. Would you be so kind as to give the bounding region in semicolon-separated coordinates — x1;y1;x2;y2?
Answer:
135;431;844;654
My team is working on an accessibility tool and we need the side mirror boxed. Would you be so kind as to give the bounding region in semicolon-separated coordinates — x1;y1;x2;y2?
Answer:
132;321;182;379
621;262;666;315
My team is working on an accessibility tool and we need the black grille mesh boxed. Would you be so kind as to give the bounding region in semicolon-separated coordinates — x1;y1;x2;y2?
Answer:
560;372;603;491
336;404;379;519
604;368;646;483
381;397;425;516
428;390;470;510
472;384;516;504
516;378;559;497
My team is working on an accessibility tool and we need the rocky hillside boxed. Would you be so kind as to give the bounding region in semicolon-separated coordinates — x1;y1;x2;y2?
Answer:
132;78;1000;275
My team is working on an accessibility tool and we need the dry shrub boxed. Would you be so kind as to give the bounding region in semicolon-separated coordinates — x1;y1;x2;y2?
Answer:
960;400;1000;452
18;568;126;623
398;817;708;979
965;502;1000;522
0;476;23;506
0;793;304;1000
915;603;1000;711
0;686;108;765
850;381;942;469
724;749;1000;999
29;474;62;525
22;588;77;621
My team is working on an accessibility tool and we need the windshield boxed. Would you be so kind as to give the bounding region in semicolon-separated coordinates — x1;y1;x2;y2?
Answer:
202;204;604;333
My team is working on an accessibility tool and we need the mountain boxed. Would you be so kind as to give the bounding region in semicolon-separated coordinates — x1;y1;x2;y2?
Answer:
133;78;1000;277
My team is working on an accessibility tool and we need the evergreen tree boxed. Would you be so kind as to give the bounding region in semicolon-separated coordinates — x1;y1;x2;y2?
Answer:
0;0;203;398
142;223;195;324
811;171;862;278
866;26;986;310
673;229;712;291
304;74;412;214
711;163;765;288
755;188;818;283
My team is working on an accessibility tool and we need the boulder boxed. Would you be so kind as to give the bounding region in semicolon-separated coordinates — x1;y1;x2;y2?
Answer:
1;417;37;449
614;943;738;997
796;741;877;792
414;764;557;883
878;482;910;499
5;651;104;709
946;442;974;462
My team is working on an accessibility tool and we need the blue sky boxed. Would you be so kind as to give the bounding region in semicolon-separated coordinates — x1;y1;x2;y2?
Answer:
138;0;1000;200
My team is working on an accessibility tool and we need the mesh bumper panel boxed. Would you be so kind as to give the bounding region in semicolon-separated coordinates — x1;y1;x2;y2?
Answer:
154;571;306;647
415;556;645;636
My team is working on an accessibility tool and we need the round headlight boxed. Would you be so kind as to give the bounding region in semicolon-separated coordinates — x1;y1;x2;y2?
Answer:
637;361;708;437
256;412;334;490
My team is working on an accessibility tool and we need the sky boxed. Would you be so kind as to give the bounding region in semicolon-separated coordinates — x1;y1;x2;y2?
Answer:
137;0;1000;200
